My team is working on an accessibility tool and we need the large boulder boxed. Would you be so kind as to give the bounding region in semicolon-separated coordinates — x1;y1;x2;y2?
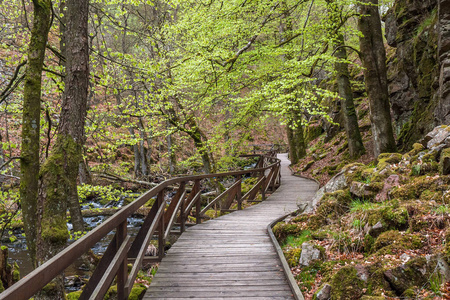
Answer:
384;255;450;295
311;164;363;210
421;125;450;149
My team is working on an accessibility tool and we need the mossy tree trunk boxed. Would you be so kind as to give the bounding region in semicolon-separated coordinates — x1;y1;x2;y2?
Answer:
286;112;306;165
19;0;52;268
334;35;365;158
358;0;397;157
36;0;89;297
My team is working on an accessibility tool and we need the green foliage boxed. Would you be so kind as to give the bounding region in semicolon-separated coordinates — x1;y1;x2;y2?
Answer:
77;184;132;205
283;230;312;248
350;199;380;212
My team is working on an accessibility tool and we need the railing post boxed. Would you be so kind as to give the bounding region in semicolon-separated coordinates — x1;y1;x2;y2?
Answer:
236;175;242;210
158;190;165;261
180;186;186;233
117;220;128;300
195;180;201;224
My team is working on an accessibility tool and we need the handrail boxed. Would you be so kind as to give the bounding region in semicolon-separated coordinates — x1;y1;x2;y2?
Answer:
0;153;281;300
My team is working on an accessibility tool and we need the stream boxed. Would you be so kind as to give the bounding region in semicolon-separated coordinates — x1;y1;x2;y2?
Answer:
4;194;144;277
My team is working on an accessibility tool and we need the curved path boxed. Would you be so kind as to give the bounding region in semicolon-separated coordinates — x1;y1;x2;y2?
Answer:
144;153;319;299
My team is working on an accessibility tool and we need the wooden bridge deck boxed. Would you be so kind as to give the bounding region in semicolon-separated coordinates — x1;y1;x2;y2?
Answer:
144;153;319;299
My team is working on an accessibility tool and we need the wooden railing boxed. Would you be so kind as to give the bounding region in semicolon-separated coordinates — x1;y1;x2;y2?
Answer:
0;153;281;300
251;143;288;155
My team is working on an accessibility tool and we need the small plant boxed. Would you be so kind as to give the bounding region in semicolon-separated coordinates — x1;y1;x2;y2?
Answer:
283;230;311;248
428;271;442;296
361;177;371;184
352;219;363;229
411;164;421;176
434;205;450;215
350;199;378;212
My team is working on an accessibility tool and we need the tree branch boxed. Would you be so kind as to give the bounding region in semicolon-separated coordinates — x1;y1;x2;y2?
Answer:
0;60;27;101
0;156;21;170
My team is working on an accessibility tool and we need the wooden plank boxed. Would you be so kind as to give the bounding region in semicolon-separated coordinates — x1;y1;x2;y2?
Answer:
149;279;289;287
146;285;290;292
143;290;294;297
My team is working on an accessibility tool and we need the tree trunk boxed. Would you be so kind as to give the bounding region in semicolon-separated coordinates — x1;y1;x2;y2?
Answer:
167;122;175;174
36;0;89;297
20;0;52;268
334;35;365;158
358;0;397;157
129;127;142;177
286;114;306;165
137;119;148;176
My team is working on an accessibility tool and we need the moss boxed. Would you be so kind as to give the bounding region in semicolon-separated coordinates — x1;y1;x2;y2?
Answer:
401;287;417;298
104;285;118;300
40;135;81;247
41;282;66;299
314;190;352;225
66;291;82;300
409;215;428;232
305;123;323;143
440;148;450;175
273;223;302;242
377;153;402;170
311;230;329;241
12;262;20;282
291;214;309;223
361;168;375;182
364;234;375;253
373;230;423;253
365;204;408;229
391;176;450;200
307;215;325;230
330;266;365;299
285;247;302;267
0;279;3;293
444;229;450;262
366;263;394;296
420;189;442;201
41;215;69;245
129;284;147;300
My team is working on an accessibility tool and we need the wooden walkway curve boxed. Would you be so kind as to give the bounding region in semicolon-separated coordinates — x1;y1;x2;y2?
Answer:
144;153;319;299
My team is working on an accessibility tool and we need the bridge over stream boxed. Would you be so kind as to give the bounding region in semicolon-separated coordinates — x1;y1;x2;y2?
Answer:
144;153;318;299
0;152;318;300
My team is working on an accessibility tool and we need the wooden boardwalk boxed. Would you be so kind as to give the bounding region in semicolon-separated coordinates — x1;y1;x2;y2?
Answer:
144;153;318;299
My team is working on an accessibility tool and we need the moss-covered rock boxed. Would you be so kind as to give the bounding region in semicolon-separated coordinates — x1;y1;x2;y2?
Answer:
273;223;302;242
285;247;302;267
408;143;425;157
365;204;409;230
377;153;403;170
330;266;365;299
439;148;450;175
129;284;147;300
391;175;450;201
314;190;352;225
383;256;436;295
373;230;423;253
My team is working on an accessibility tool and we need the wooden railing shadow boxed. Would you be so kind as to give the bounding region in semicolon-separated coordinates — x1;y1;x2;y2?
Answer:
0;152;281;300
